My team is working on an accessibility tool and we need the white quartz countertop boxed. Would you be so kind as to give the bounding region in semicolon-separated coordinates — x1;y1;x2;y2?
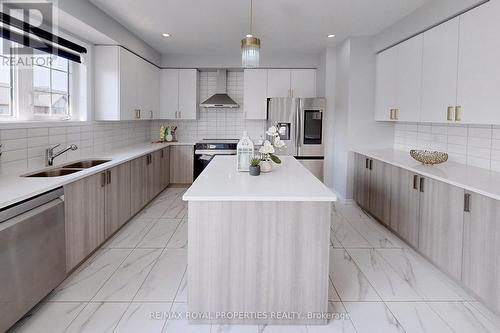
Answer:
0;142;195;210
353;148;500;201
183;155;337;202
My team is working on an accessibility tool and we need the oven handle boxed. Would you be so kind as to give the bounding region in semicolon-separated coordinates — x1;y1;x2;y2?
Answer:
195;150;237;155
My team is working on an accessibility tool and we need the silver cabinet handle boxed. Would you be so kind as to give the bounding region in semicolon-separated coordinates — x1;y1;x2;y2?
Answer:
464;193;471;212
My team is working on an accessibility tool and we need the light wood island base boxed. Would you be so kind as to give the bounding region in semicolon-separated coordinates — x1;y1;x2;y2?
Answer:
187;200;331;325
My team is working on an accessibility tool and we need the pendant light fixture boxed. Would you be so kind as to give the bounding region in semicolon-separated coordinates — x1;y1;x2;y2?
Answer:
241;0;260;68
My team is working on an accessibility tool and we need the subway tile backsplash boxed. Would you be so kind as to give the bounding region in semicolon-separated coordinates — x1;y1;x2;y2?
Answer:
394;122;500;172
151;71;266;143
0;121;152;175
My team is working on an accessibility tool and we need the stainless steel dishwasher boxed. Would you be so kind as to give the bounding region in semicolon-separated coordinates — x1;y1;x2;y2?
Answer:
0;188;66;333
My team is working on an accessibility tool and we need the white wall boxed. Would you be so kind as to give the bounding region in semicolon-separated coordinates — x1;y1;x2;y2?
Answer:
326;37;394;201
57;0;161;65
373;0;486;52
161;52;320;69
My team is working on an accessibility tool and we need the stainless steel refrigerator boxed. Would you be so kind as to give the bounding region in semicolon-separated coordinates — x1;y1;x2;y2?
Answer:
266;97;326;181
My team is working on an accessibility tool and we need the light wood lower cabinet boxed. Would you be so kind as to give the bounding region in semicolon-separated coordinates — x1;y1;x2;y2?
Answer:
418;177;465;280
462;192;500;314
369;159;392;225
104;163;131;239
149;150;163;200
161;147;171;189
353;153;370;210
170;145;194;184
389;167;420;248
64;172;105;272
130;155;150;216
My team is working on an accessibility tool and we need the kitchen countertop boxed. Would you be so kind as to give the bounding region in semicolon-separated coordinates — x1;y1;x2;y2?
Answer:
183;155;337;202
0;142;195;210
353;147;500;201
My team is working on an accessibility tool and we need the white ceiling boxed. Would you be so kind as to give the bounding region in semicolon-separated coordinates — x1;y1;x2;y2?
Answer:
89;0;433;56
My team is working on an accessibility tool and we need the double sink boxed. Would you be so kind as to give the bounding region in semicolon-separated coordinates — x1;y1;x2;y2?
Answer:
23;159;111;177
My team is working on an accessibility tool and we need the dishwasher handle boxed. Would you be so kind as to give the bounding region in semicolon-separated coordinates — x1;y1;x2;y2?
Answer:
0;187;64;224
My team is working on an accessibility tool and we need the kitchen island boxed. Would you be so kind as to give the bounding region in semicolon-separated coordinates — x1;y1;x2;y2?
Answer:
183;156;336;325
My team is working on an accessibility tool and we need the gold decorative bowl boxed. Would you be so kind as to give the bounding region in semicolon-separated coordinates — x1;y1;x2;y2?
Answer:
410;150;448;165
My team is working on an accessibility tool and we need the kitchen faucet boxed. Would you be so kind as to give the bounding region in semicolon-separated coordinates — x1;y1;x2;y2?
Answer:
46;144;78;166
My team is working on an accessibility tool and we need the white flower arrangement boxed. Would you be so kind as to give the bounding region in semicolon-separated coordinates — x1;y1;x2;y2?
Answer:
259;124;286;164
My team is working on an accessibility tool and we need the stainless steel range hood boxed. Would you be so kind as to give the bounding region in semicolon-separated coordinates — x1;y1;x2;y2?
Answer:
200;69;239;108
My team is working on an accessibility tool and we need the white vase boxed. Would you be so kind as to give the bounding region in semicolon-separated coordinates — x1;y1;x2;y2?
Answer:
260;160;273;173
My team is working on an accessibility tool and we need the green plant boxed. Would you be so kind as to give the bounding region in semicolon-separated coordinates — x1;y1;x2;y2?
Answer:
250;157;261;167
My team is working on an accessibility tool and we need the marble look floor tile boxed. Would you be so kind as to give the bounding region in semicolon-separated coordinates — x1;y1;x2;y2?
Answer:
306;302;356;333
92;248;162;301
328;277;341;302
212;324;259;333
10;302;86;333
427;301;500;333
335;202;369;220
331;216;372;248
138;219;182;248
385;302;453;333
166;219;188;249
135;249;187;301
174;268;188;302
259;325;308;333
114;302;172;333
162;198;187;219
347;217;404;249
377;248;469;301
468;301;500;329
105;218;156;248
329;248;381;302
343;302;405;333
347;248;422;301
50;249;131;301
65;302;129;333
138;195;177;219
162;302;211;333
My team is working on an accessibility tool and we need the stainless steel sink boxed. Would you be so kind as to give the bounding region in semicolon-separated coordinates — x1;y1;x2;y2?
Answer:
62;159;111;169
24;169;82;177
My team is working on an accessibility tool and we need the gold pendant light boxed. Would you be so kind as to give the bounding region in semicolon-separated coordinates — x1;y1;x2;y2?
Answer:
241;0;260;68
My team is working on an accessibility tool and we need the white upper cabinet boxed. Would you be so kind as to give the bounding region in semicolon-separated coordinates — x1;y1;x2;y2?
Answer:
457;0;500;125
291;69;316;98
421;17;460;123
244;69;268;119
267;69;317;98
160;69;198;120
267;69;291;97
95;46;160;121
375;46;397;121
178;69;198;120
395;35;423;122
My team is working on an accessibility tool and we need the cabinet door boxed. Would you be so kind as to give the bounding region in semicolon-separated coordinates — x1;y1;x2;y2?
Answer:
462;192;500;313
64;173;105;272
149;150;163;200
170;145;194;184
267;69;291;97
105;163;131;239
119;48;138;120
369;159;391;225
161;147;171;189
160;69;179;119
142;61;160;119
389;167;420;248
421;18;459;123
418;177;464;279
353;153;370;210
291;69;316;98
395;35;423;122
178;69;198;120
375;47;397;121
457;0;500;125
244;69;268;119
130;155;149;216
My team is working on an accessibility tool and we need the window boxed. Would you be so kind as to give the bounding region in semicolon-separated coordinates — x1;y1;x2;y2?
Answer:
0;38;87;122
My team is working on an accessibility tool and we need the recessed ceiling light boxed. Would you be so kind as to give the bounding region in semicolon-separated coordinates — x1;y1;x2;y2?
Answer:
327;34;336;38
162;33;171;37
